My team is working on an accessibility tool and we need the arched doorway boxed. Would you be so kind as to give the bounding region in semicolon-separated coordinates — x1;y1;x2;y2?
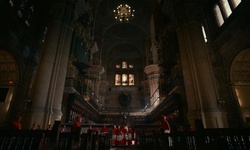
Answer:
230;48;250;127
0;50;19;124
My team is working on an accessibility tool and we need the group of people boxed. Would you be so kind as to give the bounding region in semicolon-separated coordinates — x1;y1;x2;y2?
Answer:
11;113;172;137
70;115;110;135
111;124;134;146
11;114;54;131
68;115;171;145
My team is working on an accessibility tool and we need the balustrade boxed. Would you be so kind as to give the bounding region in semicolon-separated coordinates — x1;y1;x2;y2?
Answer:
1;125;250;150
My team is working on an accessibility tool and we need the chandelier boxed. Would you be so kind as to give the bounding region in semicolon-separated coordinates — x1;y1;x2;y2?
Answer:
113;4;135;22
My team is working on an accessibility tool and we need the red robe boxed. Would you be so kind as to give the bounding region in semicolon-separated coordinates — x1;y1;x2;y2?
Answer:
127;128;133;145
93;127;99;134
116;128;122;145
161;119;171;133
121;127;128;145
71;120;81;133
112;127;117;145
12;120;21;130
101;127;109;134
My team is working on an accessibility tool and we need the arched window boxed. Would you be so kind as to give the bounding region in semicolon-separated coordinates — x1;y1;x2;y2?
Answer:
115;74;121;86
231;0;241;9
129;74;134;85
220;0;232;19
122;61;127;68
214;4;224;27
122;74;128;86
115;61;135;86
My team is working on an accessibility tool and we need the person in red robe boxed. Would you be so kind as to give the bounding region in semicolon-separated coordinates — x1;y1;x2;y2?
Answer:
112;125;117;146
121;125;128;145
71;115;82;133
101;124;109;134
127;125;133;145
11;114;22;130
160;115;171;133
116;126;122;145
93;127;99;134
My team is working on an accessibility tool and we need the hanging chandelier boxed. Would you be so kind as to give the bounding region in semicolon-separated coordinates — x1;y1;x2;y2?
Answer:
113;4;135;22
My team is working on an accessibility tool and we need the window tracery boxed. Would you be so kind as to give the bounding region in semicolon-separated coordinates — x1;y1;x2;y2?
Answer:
115;61;134;86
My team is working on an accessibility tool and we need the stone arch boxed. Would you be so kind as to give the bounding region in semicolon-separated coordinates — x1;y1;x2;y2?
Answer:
230;48;250;126
0;49;19;124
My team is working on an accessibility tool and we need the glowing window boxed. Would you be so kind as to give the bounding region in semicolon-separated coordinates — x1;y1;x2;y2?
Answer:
122;61;127;68
220;0;232;18
214;4;224;27
122;74;128;86
115;74;121;86
231;0;241;8
115;61;134;86
129;74;134;85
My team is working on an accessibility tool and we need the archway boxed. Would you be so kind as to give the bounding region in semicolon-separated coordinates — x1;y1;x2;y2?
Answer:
230;48;250;126
0;50;19;124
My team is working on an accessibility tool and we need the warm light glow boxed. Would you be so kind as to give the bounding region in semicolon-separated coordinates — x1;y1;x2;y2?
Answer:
113;4;135;22
235;88;242;106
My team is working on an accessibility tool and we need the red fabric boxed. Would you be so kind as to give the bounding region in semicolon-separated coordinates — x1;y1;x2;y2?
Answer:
115;128;122;145
134;129;137;145
127;128;132;145
161;119;171;131
121;127;127;145
112;127;117;145
101;126;109;133
12;120;21;130
112;127;117;134
93;127;99;133
71;120;81;133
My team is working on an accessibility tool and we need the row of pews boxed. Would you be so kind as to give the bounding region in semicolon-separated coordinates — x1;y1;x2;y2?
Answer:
137;128;250;150
0;122;112;150
1;122;250;150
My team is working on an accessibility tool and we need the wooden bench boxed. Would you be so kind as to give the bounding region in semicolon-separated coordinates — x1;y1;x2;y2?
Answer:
0;129;44;150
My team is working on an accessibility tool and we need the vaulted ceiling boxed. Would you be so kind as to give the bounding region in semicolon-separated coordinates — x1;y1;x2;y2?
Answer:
93;0;152;69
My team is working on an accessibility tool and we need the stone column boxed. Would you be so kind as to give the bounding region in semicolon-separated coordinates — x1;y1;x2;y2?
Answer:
176;21;228;128
23;2;74;129
144;65;163;110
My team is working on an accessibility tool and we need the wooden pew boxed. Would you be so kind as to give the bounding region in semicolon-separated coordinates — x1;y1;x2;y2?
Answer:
0;129;44;150
57;127;82;150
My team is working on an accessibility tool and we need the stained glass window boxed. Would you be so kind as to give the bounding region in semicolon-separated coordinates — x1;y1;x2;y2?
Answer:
129;74;134;85
115;74;121;86
115;61;134;86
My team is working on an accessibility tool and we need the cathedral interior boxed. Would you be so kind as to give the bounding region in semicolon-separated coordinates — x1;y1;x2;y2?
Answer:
0;0;250;131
